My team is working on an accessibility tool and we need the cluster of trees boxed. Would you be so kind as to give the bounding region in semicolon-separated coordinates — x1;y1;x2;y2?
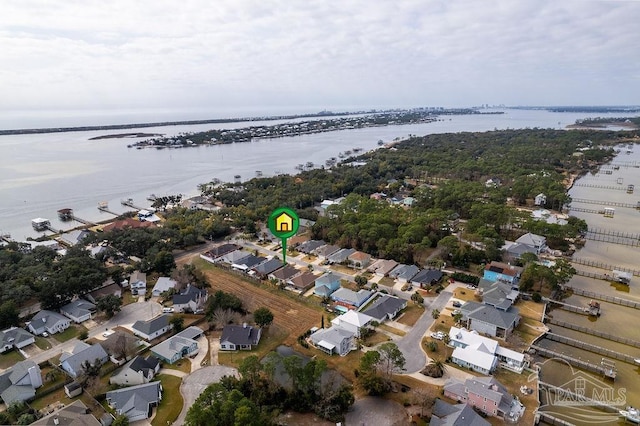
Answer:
356;342;406;395
186;353;354;425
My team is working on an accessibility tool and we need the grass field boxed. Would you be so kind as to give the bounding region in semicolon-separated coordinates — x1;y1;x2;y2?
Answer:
54;325;85;343
0;349;24;369
151;374;183;426
162;358;191;374
396;304;425;327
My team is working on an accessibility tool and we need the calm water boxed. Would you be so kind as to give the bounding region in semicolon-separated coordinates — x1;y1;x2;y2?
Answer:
0;109;637;241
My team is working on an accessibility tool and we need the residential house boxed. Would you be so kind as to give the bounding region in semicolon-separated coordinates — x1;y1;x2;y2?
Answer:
327;248;356;265
330;288;373;311
60;342;109;378
503;241;538;261
310;326;356;356
430;399;490;426
102;218;155;233
534;193;547;206
60;299;96;323
232;254;266;271
287;271;317;293
101;331;140;364
0;360;43;405
31;400;102;426
485;177;502;188
411;269;444;288
348;251;372;270
515;233;547;254
220;324;262;350
297;239;326;254
448;327;526;374
200;243;240;263
476;279;519;311
314;244;341;260
151;327;203;364
106;381;162;422
330;310;374;338
314;272;342;297
0;327;35;353
444;377;525;421
367;259;399;277
252;258;283;279
27;310;70;336
87;282;122;303
362;295;407;322
132;314;172;341
129;270;147;295
483;261;522;285
151;277;177;297
218;249;250;265
269;265;300;285
466;304;520;340
172;284;208;313
110;355;161;386
389;264;420;283
58;229;91;246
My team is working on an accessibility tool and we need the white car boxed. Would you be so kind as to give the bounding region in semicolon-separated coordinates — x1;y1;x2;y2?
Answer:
42;332;49;338
430;331;445;340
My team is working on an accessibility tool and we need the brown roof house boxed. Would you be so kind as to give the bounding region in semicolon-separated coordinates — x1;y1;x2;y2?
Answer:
287;271;317;293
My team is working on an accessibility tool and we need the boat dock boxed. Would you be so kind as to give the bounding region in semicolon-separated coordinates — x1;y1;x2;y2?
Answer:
565;287;640;310
548;318;640;349
534;411;576;426
97;201;119;216
544;332;638;365
573;183;627;191
538;381;619;413
544;298;600;316
531;345;617;379
121;198;144;210
571;198;640;209
571;258;640;277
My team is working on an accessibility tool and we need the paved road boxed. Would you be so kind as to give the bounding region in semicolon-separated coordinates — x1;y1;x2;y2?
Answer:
396;290;453;374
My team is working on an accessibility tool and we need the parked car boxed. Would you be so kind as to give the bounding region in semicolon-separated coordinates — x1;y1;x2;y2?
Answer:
452;301;462;308
430;331;445;340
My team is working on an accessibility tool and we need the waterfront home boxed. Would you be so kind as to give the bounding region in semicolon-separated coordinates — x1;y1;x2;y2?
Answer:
0;360;43;405
60;342;109;378
444;377;525;422
172;284;208;313
460;302;520;339
367;259;399;277
330;310;374;338
106;381;162;422
361;294;407;322
151;327;203;364
348;251;372;269
27;310;70;336
287;271;317;293
310;325;356;356
314;272;342;297
0;327;35;353
151;277;177;297
110;355;161;386
60;299;96;323
132;314;172;341
430;399;490;426
220;324;261;350
515;233;547;254
411;269;444;288
102;217;155;232
483;261;522;285
129;270;147;295
31;400;102;426
58;229;91;247
252;258;283;279
503;241;538;262
389;264;420;283
448;327;526;374
476;279;519;311
330;288;373;311
534;193;547;206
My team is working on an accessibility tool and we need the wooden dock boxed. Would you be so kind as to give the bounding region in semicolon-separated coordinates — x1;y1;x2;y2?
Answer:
568;206;606;215
531;345;617;379
571;258;640;277
544;332;638;365
573;183;626;191
548;318;640;349
534;411;576;426
538;381;619;413
571;198;640;209
566;287;640;310
70;215;96;227
121;198;144;210
544;298;594;316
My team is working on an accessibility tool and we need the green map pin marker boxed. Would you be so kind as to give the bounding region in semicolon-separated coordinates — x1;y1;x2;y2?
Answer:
268;207;300;265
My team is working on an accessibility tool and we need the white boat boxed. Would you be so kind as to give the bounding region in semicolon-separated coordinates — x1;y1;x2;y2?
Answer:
634;358;640;365
620;406;640;423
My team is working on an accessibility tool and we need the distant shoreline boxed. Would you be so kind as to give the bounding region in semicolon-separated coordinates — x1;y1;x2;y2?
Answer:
89;132;164;140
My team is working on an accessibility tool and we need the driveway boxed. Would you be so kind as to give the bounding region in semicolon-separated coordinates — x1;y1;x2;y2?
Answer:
174;366;239;426
395;290;453;374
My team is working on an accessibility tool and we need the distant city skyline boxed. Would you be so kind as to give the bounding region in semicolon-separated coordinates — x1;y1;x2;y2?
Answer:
2;0;639;115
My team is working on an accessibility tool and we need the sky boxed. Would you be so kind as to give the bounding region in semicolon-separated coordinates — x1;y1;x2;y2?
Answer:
1;0;639;117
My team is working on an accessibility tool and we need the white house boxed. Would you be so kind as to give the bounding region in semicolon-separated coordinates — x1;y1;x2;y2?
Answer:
27;310;70;336
152;277;177;297
448;327;526;374
131;314;172;341
129;270;147;295
106;381;162;422
534;193;547;206
60;342;109;378
330;310;374;338
60;299;96;323
0;360;43;405
109;355;160;386
310;326;355;356
0;327;35;353
151;327;203;364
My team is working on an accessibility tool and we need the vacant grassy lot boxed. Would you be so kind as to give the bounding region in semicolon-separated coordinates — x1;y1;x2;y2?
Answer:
396;303;425;327
378;324;406;337
151;374;183;426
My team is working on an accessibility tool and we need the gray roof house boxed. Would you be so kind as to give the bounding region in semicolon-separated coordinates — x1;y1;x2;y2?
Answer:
172;284;208;313
430;399;490;426
232;254;267;271
253;258;283;279
129;270;147;295
389;264;420;283
60;299;96;323
27;310;71;336
132;314;172;341
515;232;547;254
201;243;240;262
0;360;43;405
310;326;356;356
60;342;109;378
269;265;300;283
297;239;326;254
411;269;444;288
31;400;101;426
219;249;250;265
220;324;262;351
87;282;122;303
477;279;519;311
327;248;356;264
110;355;160;386
367;259;399;277
151;326;203;364
466;304;520;340
151;277;177;297
314;244;341;259
330;287;373;309
444;377;524;421
0;327;35;353
362;295;407;322
106;381;162;422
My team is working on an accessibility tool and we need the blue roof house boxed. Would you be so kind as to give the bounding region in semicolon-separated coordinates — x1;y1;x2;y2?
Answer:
314;272;342;297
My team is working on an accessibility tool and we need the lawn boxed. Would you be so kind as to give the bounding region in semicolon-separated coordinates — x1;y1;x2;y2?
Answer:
378;324;407;337
396;303;425;327
378;277;396;287
162;358;192;375
54;325;86;343
430;314;455;334
492;368;538;426
34;336;52;350
295;342;364;383
452;287;478;302
151;374;184;426
0;349;25;369
122;291;138;305
361;330;391;347
218;326;288;368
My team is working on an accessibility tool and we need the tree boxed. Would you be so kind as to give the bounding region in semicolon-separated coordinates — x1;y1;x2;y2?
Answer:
411;291;424;305
354;275;368;289
357;351;388;395
431;308;440;319
0;301;19;329
378;342;406;379
421;358;446;378
153;250;176;275
253;307;274;328
170;315;185;332
185;383;267;426
452;311;463;323
112;415;130;426
96;295;122;318
210;308;239;329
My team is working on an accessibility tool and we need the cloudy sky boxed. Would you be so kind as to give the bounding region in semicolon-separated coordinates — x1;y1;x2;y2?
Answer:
1;0;639;116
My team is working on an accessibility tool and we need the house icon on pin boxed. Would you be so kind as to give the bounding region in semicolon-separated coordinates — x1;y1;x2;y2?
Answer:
275;212;294;232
